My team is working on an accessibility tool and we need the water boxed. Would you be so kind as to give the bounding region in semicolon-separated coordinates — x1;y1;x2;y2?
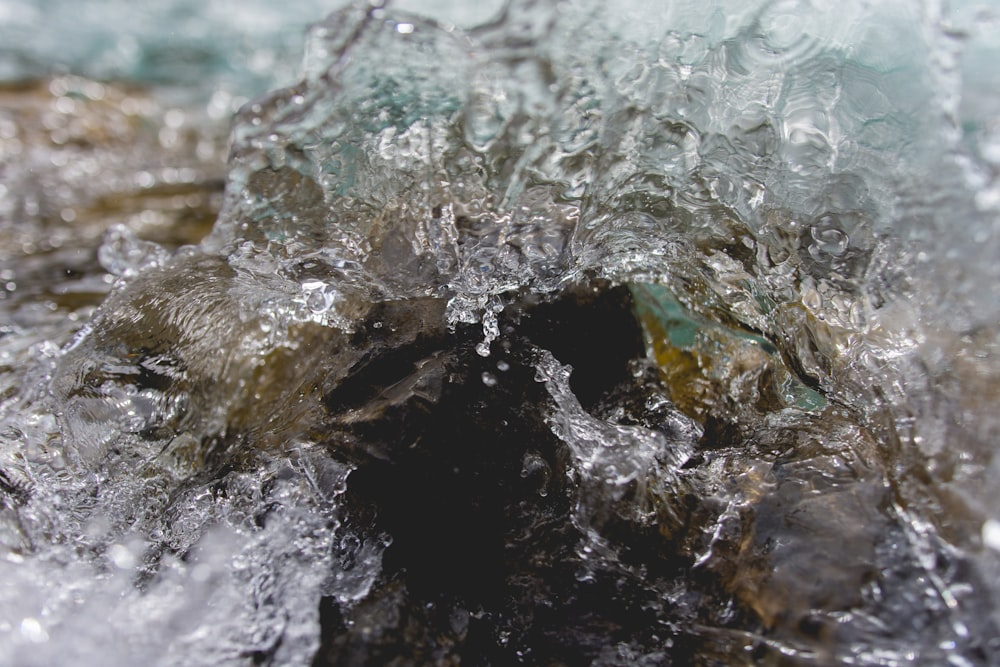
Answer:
2;0;1000;664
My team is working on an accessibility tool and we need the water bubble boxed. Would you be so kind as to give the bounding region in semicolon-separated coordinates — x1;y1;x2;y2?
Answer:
306;290;327;313
744;0;825;65
809;224;849;257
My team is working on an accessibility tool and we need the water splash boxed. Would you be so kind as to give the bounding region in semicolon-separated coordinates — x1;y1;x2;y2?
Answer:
1;0;999;664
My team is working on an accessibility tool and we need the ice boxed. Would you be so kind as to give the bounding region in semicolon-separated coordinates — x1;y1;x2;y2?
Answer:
534;349;693;525
98;225;171;278
1;0;999;664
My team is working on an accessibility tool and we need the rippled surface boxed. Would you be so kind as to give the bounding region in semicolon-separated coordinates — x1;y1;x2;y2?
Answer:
2;0;1000;664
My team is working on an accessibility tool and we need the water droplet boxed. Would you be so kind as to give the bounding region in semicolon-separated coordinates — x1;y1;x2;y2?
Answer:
983;519;1000;552
306;290;327;313
809;220;849;257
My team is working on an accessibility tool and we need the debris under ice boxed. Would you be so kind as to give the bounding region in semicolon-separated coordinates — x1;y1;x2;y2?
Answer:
1;0;1000;665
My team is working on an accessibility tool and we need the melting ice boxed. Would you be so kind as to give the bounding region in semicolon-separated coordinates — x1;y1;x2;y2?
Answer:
1;0;1000;664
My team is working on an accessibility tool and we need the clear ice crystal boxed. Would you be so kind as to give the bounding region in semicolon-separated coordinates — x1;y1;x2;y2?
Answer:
534;349;692;521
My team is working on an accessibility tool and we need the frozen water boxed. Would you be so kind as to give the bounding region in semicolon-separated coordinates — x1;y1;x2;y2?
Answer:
1;0;1000;664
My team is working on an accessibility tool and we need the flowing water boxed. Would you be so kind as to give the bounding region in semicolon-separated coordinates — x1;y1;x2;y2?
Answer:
1;0;1000;665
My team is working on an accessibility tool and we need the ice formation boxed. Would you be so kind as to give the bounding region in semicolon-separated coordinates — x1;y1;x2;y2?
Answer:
1;0;1000;664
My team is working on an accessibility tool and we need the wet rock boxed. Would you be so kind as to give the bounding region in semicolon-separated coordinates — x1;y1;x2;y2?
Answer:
310;284;681;665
